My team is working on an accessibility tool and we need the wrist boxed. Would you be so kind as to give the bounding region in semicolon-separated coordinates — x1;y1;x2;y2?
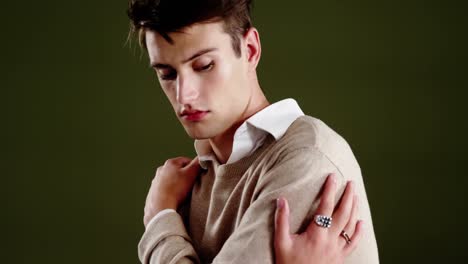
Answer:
153;199;177;213
144;195;177;226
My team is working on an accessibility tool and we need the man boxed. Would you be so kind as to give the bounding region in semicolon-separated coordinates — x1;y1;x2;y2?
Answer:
127;0;379;263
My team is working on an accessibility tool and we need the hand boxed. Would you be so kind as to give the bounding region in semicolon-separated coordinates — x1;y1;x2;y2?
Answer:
143;156;201;227
274;174;363;264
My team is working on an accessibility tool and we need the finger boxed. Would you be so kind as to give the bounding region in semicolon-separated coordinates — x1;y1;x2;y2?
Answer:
182;157;201;176
344;220;364;256
184;156;200;168
305;174;336;236
274;197;292;249
331;181;354;234
342;195;359;238
164;157;192;167
312;173;336;218
153;165;161;175
181;156;197;166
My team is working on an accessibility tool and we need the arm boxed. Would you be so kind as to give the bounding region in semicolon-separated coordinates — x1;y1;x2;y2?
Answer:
209;147;378;263
209;147;346;263
139;182;360;264
139;147;378;263
138;157;201;264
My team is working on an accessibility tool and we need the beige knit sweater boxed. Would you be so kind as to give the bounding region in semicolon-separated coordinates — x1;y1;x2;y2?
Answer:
139;116;379;263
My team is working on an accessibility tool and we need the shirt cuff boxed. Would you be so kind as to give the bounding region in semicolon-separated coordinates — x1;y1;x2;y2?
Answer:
146;209;177;231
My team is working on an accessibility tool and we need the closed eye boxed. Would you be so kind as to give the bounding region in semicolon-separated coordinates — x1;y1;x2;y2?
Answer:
197;62;214;72
160;71;177;80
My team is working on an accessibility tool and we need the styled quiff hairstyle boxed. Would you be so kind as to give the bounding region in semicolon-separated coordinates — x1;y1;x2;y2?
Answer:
127;0;253;57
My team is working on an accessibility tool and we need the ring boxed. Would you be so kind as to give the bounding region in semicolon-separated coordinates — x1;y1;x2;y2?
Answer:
314;215;332;228
341;230;352;244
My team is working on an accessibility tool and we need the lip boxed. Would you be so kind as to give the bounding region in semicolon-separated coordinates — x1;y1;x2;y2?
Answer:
181;111;210;121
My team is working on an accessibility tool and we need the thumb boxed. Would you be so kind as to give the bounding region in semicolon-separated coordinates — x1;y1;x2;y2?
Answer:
274;197;292;248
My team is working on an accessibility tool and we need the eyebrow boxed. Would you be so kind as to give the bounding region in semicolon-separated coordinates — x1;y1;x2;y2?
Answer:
150;48;218;69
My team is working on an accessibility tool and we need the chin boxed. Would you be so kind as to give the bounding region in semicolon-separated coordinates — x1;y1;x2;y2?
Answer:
180;116;232;140
186;131;208;140
182;125;216;140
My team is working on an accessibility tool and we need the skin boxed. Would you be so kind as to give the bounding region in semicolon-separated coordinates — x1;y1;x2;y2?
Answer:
145;21;268;164
141;20;362;263
275;174;364;264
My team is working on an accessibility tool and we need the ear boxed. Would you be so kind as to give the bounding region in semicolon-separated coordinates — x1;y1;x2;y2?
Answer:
244;27;262;70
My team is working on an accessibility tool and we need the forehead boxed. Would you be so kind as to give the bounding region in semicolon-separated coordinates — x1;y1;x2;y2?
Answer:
145;21;231;65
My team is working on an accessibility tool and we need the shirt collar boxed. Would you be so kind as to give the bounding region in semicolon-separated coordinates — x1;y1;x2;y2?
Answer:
194;98;304;167
245;98;304;140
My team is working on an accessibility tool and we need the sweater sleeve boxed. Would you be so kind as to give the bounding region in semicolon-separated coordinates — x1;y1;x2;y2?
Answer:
211;146;379;263
138;210;200;264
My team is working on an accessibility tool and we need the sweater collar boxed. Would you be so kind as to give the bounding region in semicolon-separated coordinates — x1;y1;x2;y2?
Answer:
194;98;304;168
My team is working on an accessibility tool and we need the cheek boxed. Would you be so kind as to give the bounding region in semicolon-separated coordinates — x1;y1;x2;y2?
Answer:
196;66;228;102
194;59;248;112
205;62;242;96
205;65;248;117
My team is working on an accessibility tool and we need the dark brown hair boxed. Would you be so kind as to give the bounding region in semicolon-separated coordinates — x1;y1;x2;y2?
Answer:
127;0;253;57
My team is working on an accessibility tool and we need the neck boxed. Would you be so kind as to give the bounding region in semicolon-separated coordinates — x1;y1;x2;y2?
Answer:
209;83;269;164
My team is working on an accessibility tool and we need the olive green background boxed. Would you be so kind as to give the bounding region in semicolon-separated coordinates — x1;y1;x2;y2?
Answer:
3;0;467;263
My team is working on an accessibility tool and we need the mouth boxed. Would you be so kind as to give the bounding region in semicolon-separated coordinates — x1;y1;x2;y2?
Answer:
180;110;210;122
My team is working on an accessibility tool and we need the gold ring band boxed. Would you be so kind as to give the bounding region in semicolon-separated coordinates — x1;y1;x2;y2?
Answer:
341;230;352;244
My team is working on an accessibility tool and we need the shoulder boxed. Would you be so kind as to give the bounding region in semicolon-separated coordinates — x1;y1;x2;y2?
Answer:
268;115;361;177
277;116;348;153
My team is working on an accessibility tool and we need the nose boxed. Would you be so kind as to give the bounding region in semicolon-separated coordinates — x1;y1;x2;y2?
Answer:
176;75;199;105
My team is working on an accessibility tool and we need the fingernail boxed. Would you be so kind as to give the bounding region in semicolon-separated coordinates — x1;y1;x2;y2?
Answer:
276;198;284;209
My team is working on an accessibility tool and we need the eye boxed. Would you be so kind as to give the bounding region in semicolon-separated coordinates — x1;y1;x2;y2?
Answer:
196;62;214;72
158;69;177;81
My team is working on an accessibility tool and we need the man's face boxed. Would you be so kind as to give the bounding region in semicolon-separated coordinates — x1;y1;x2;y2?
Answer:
146;21;252;139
